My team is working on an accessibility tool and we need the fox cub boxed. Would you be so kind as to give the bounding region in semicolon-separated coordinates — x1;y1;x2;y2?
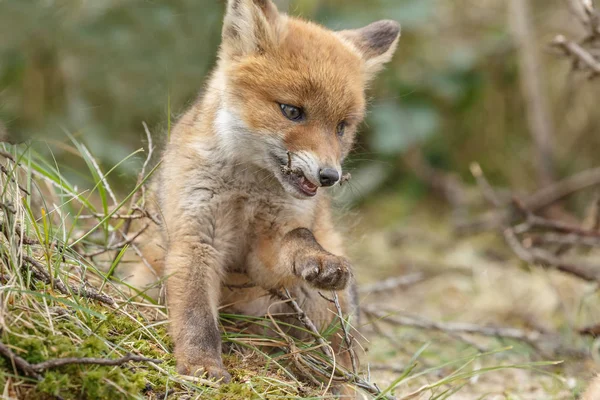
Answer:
130;0;400;384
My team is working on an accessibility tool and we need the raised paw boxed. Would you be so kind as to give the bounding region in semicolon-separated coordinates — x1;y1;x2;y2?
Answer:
293;251;351;290
177;358;232;383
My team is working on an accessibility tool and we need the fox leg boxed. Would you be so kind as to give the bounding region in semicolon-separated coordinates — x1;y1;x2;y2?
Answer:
248;227;352;290
247;225;359;370
165;238;231;382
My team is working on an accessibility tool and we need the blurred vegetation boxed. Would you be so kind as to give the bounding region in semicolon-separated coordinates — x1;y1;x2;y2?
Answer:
1;0;599;197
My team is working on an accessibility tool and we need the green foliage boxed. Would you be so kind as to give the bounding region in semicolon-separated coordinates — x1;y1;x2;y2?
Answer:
2;0;598;197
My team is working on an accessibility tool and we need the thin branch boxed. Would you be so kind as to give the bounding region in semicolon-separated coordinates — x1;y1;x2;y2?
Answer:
77;213;148;220
84;223;150;258
32;353;162;371
270;289;333;359
363;307;546;344
331;291;358;374
359;272;426;295
503;227;600;282
471;165;600;283
0;339;161;381
0;339;41;379
552;34;600;77
510;0;556;185
23;255;115;305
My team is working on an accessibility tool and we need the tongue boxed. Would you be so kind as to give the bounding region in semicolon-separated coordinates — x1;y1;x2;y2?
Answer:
300;177;318;193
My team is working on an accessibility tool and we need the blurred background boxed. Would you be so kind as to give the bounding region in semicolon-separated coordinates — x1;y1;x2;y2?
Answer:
2;1;600;396
1;0;598;203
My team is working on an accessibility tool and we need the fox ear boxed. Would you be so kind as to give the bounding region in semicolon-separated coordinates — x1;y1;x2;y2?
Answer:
221;0;282;59
337;20;401;80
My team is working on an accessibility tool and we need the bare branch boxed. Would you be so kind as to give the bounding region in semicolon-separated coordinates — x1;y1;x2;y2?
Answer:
0;339;42;379
359;272;426;295
363;306;545;344
510;0;556;185
552;35;600;77
0;338;161;382
270;289;333;359
32;353;162;371
23;255;115;305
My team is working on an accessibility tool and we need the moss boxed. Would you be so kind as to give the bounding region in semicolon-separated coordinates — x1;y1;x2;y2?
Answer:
1;305;151;399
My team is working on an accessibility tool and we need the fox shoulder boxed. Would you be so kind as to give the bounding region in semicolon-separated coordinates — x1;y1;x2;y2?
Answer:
583;374;600;400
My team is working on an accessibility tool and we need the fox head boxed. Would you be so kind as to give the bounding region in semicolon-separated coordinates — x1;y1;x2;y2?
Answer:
213;0;400;199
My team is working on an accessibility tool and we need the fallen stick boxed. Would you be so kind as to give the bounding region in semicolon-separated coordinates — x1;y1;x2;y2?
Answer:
363;306;545;344
23;255;116;306
359;272;426;295
0;339;161;381
270;288;333;359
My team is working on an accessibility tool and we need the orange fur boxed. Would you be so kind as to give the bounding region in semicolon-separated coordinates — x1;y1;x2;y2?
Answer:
126;0;400;392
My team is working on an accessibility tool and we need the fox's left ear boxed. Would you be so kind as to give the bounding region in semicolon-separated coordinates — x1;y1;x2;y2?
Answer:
337;20;401;80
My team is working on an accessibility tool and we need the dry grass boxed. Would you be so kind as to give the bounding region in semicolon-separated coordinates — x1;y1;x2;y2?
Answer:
0;139;596;399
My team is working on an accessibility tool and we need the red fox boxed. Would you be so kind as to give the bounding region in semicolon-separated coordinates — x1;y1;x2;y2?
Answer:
129;0;400;387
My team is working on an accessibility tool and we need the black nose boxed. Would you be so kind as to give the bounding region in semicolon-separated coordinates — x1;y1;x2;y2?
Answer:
319;168;340;187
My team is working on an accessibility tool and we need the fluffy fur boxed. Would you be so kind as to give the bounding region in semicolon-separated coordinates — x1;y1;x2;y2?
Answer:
128;0;400;393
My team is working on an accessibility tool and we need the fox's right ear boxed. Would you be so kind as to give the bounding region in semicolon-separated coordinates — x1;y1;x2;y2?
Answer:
221;0;283;59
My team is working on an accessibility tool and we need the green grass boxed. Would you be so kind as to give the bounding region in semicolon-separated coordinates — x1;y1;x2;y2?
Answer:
0;138;581;399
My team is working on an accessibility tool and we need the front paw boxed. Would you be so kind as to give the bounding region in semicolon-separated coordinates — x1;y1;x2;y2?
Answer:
293;252;351;290
176;356;232;383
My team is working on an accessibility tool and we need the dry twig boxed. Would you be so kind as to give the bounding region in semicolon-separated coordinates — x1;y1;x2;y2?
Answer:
270;288;334;359
22;255;115;305
359;272;426;295
510;0;556;185
0;339;161;381
270;289;394;399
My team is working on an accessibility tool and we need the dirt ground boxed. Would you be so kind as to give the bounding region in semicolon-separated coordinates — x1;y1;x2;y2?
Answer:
346;194;598;399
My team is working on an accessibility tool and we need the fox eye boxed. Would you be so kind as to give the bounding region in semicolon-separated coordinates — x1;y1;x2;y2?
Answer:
279;103;304;121
336;121;346;137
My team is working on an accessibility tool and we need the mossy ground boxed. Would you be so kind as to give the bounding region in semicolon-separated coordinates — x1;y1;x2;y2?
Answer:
1;142;598;400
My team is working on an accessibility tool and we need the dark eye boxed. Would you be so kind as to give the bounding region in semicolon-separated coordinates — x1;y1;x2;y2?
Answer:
336;121;346;137
279;103;304;121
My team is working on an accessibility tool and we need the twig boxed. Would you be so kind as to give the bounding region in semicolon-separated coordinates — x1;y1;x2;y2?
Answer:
107;122;156;271
503;227;600;282
84;223;150;258
270;289;333;359
0;150;15;162
470;163;502;208
0;164;30;195
0;339;161;381
0;339;41;379
77;213;148;220
363;307;546;344
471;165;600;283
524;232;600;248
269;290;394;398
512;198;600;237
22;255;115;305
359;272;426;295
509;0;556;185
340;173;352;186
280;152;302;176
552;35;600;77
458;166;600;233
32;353;162;371
579;323;600;337
122;122;155;236
331;291;358;374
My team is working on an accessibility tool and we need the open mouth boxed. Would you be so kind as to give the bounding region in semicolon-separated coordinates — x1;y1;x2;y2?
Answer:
273;152;319;197
286;172;318;196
